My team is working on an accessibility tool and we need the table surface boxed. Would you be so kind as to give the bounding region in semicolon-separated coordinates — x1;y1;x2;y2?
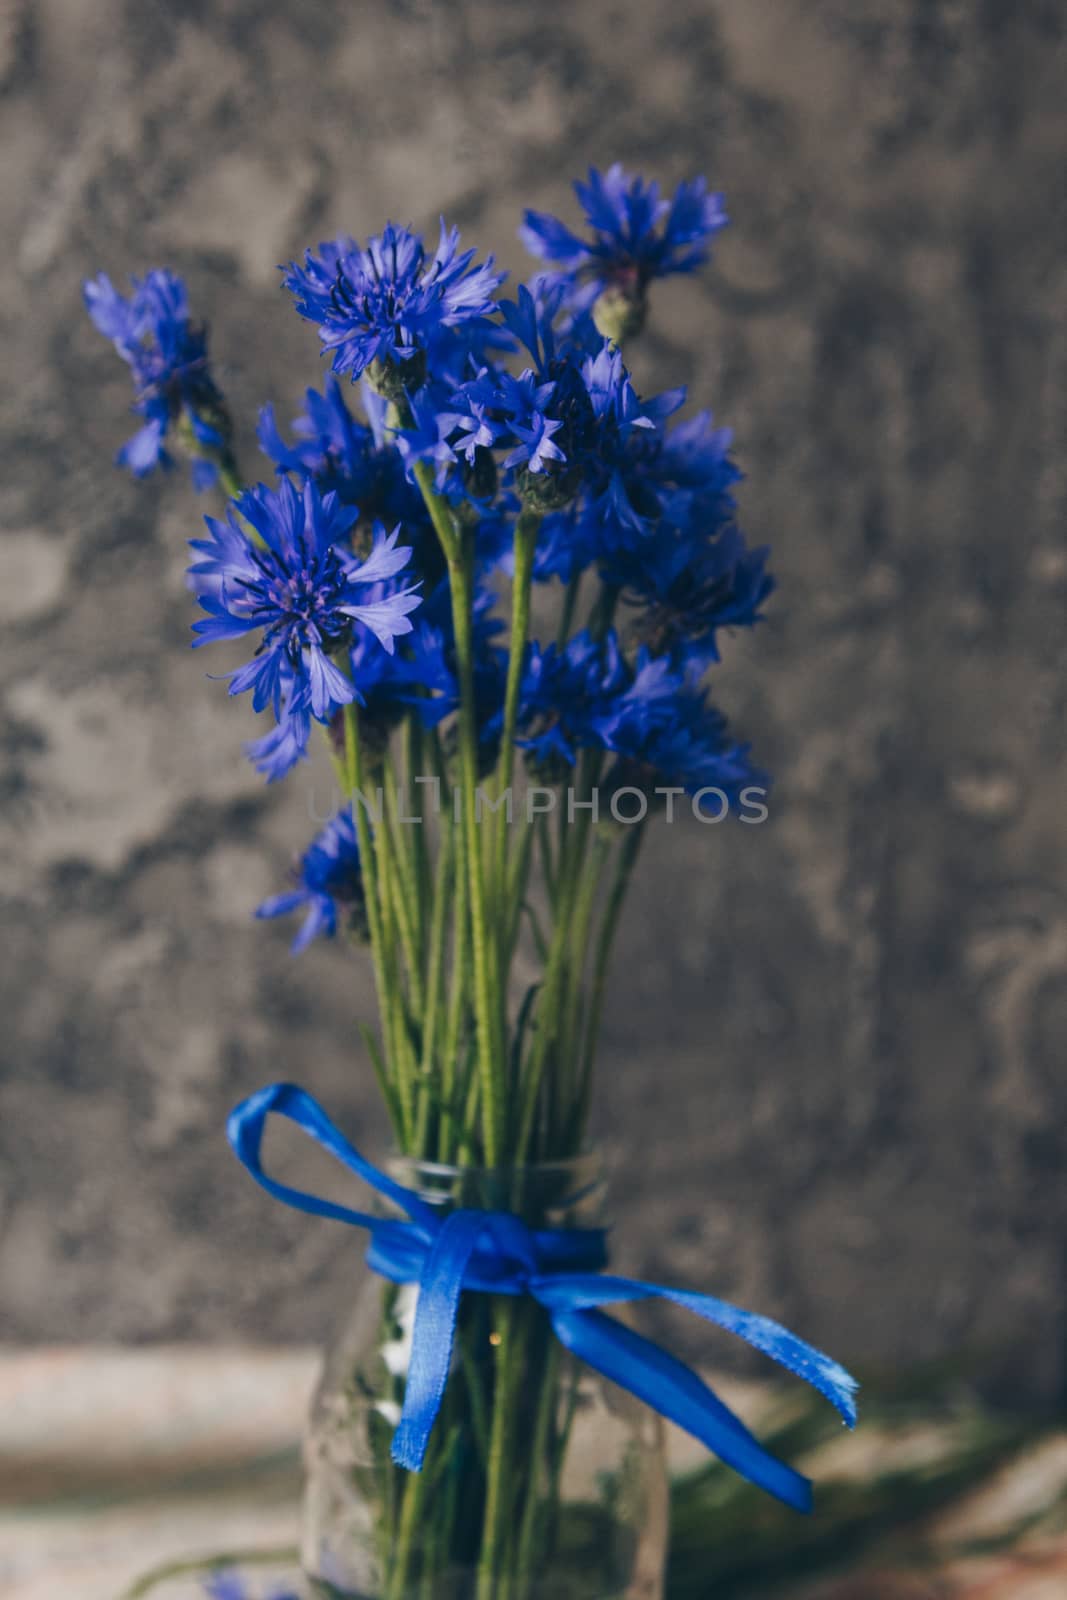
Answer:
2;1348;1065;1600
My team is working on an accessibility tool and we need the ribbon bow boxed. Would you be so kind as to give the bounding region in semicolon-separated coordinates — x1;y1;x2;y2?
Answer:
228;1083;857;1512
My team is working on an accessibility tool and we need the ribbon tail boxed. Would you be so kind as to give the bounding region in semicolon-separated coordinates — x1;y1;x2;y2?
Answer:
391;1210;489;1472
550;1306;813;1513
538;1272;858;1430
652;1285;859;1430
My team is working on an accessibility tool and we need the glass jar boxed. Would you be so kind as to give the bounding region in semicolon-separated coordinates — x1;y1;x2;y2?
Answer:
301;1153;668;1600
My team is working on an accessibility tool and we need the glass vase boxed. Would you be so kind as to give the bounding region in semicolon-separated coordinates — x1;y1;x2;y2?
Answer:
301;1153;668;1600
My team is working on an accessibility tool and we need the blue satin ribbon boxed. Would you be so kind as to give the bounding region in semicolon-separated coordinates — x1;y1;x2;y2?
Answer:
228;1082;858;1512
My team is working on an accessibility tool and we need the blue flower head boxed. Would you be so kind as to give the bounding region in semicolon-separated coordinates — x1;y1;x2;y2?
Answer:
83;269;229;488
576;345;686;548
256;811;366;953
368;577;505;737
283;221;504;390
392;387;467;494
258;377;432;539
473;286;602;506
494;370;567;475
257;376;372;488
514;630;630;767
603;674;766;806
514;631;765;808
619;521;774;670
521;165;727;339
189;478;421;750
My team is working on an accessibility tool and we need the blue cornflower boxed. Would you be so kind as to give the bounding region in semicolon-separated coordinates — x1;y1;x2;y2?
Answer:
615;521;774;669
520;165;727;334
83;269;228;487
482;287;604;502
577;345;685;547
604;679;765;805
582;344;679;434
432;369;500;466
392;388;464;492
256;811;365;953
336;572;473;734
395;372;564;507
498;282;566;376
283;221;504;387
514;630;630;765
393;358;569;492
388;579;505;733
654;409;740;503
513;631;764;806
386;623;460;729
257;376;372;486
258;379;438;589
590;649;689;748
498;284;604;403
531;507;598;582
556;646;764;806
189;479;421;737
493;371;566;473
571;395;737;560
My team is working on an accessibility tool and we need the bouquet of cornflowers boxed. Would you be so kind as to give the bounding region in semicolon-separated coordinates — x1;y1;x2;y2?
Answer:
88;165;855;1600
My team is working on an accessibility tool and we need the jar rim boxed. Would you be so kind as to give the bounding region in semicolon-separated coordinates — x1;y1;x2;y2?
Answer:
385;1148;601;1183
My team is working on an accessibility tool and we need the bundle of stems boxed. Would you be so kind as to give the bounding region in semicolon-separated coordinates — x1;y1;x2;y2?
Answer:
331;468;642;1600
336;486;640;1175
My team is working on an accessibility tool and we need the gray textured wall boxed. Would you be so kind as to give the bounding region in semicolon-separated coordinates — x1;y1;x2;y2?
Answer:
2;0;1065;1401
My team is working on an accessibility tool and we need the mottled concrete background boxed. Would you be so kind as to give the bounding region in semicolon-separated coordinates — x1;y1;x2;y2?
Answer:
1;1;1064;1399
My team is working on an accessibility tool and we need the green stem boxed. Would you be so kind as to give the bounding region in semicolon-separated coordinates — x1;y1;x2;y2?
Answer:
516;752;598;1160
515;823;582;1163
216;455;243;501
536;808;557;909
573;824;645;1144
585;580;619;643
343;706;410;1144
412;460;461;563
385;754;420;934
504;815;536;968
478;1297;520;1600
514;1336;561;1592
556;570;582;647
447;547;505;1165
558;830;612;1135
407;446;504;1165
456;1316;492;1464
387;1455;428;1600
414;815;453;1151
383;758;425;1019
371;780;418;1141
406;716;432;953
439;794;470;1164
493;507;541;910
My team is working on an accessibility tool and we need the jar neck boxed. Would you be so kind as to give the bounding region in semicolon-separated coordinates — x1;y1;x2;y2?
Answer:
385;1150;606;1229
